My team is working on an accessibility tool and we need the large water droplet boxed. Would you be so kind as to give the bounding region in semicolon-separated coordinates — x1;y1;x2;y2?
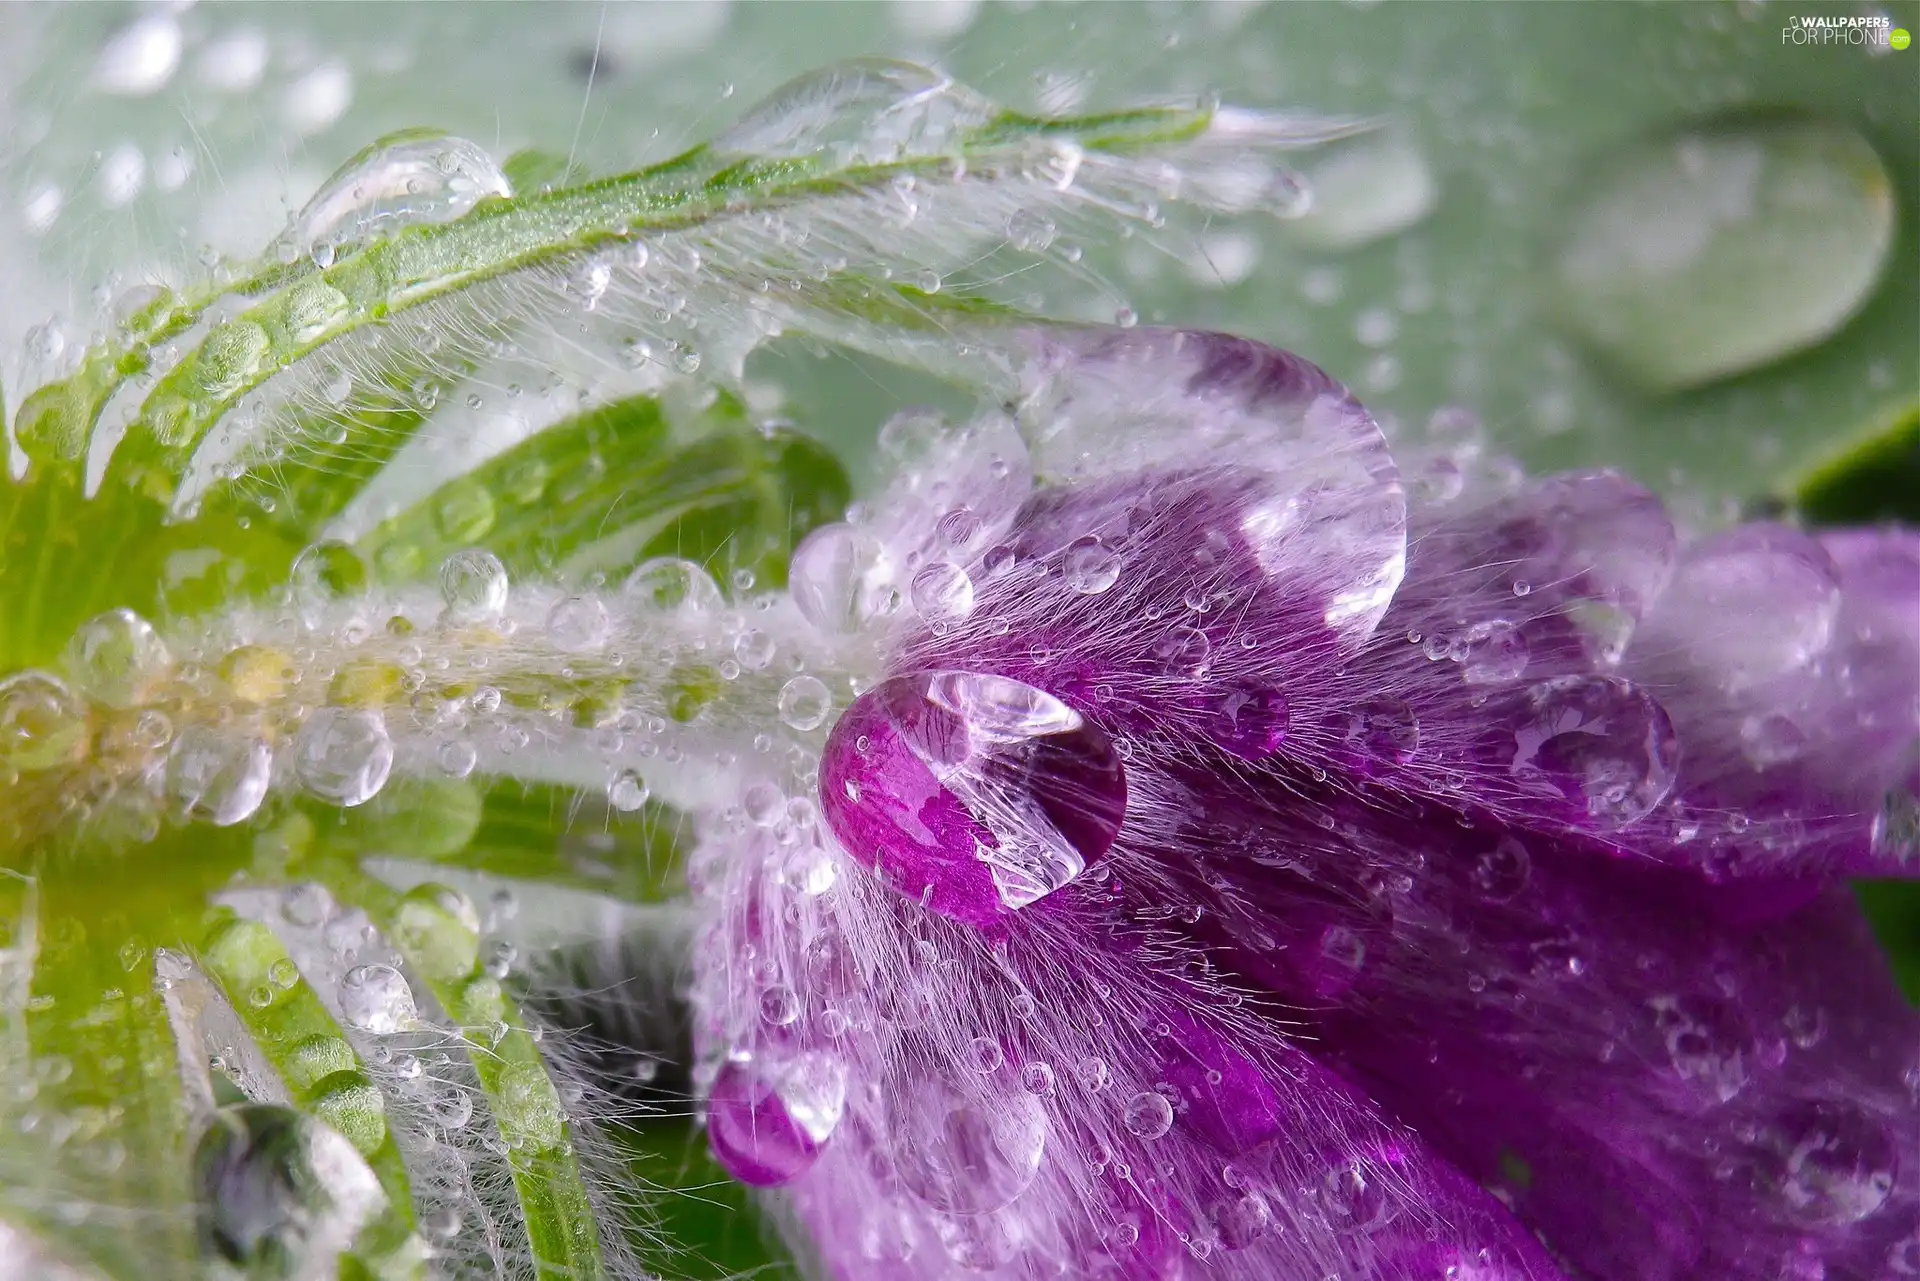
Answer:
789;524;884;634
820;671;1126;927
1122;1090;1175;1139
277;129;511;256
885;1071;1047;1213
339;964;416;1034
707;1054;846;1187
167;726;272;826
1636;524;1840;690
1485;677;1678;829
717;59;992;166
1019;329;1405;647
63;609;170;708
1551;118;1894;390
438;549;509;622
1063;535;1120;594
0;671;89;771
624;557;724;614
910;561;975;623
1751;1101;1896;1228
194;1104;387;1275
295;707;393;807
546;596;610;652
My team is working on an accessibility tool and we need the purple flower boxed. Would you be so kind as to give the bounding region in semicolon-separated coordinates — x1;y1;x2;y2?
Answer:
690;328;1918;1279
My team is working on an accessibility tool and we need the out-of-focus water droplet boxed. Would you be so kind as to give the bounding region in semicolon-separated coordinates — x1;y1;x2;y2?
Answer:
438;549;509;622
1337;696;1420;767
1487;677;1678;829
94;13;182;97
1470;836;1531;902
885;1071;1046;1213
820;671;1126;926
1739;713;1807;769
194;1104;387;1275
1007;209;1058;253
295;707;393;807
1751;1102;1896;1228
0;671;88;772
339;964;416;1034
167;726;272;826
1551;118;1894;391
1123;1090;1175;1139
61;606;168;706
434;481;497;543
707;1054;846;1187
278;129;511;255
1212;1188;1271;1250
546;595;610;652
1207;684;1290;761
1292;131;1437;250
1650;994;1750;1103
910;561;975;623
760;985;801;1027
779;676;832;731
1637;524;1840;690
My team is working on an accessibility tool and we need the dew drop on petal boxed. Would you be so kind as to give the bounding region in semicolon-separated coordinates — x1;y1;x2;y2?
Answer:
820;671;1126;926
1063;535;1120;594
910;561;976;623
607;769;650;813
885;1072;1047;1212
1123;1090;1175;1139
1487;676;1679;830
707;1054;845;1187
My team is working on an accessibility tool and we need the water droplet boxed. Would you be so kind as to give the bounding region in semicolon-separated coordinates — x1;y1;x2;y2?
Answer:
282;278;348;344
1123;1090;1175;1139
1063;536;1120;594
438;549;509;622
779;676;832;731
1151;626;1211;675
546;596;610;652
1459;619;1529;685
1020;1062;1055;1095
1639;524;1840;690
966;1037;1005;1074
438;740;478;778
1487;677;1678;830
166;726;271;826
1752;1101;1895;1227
94;14;182;97
1212;1188;1271;1250
910;561;975;623
0;671;87;773
1470;836;1531;902
624;557;723;614
278;129;511;256
607;769;650;812
434;481;497;543
339;964;416;1034
760;985;801;1026
1292;131;1437;250
1206;684;1289;761
789;524;883;634
819;671;1126;926
1552;118;1894;390
734;630;776;670
1021;330;1405;647
196;321;270;400
1007;209;1058;252
290;540;369;610
717;59;993;166
1740;713;1808;769
1650;994;1749;1103
886;1071;1046;1212
1337;696;1420;767
295;707;393;807
194;1105;386;1273
707;1054;846;1187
